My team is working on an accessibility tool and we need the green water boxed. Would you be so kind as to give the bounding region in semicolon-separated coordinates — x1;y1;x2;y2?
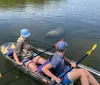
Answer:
0;0;100;84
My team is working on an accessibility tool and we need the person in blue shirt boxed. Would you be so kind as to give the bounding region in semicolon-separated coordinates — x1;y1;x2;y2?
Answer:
42;41;100;85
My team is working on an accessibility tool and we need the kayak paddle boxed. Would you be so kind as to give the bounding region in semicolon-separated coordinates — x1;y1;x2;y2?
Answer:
60;44;97;78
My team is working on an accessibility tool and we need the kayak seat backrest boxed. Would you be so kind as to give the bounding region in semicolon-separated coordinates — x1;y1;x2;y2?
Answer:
6;49;13;56
6;44;15;56
36;59;50;73
1;44;15;56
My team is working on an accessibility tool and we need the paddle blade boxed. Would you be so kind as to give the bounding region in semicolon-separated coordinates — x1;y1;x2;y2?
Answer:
87;44;97;55
91;44;97;51
0;73;2;78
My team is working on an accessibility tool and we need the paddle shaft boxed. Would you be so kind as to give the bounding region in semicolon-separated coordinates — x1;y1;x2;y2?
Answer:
76;54;88;65
1;46;54;76
2;65;19;75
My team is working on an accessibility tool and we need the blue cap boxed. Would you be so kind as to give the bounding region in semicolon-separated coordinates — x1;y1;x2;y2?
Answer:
20;28;31;38
56;41;68;50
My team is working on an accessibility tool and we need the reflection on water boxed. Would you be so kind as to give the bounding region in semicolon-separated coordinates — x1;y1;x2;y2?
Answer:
0;0;100;84
0;0;62;9
0;0;47;8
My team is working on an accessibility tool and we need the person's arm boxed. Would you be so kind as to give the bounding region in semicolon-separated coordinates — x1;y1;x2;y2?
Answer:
64;57;76;68
13;41;23;65
42;63;61;83
64;57;72;64
13;52;23;65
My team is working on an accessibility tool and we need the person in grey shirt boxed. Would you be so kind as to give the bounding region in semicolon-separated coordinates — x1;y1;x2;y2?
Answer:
13;28;46;72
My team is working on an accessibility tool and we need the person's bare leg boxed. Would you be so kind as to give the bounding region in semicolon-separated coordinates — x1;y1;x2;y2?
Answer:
84;70;99;85
32;56;46;64
25;60;38;72
67;68;89;85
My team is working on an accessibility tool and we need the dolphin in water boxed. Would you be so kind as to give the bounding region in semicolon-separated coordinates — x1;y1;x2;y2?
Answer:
45;28;64;38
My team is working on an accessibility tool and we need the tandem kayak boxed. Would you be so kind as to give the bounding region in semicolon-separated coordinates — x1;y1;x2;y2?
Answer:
0;42;100;85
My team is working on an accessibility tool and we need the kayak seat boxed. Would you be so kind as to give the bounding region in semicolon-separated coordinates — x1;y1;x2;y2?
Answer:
6;49;13;56
1;44;14;56
36;59;50;73
6;44;14;56
36;59;57;79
